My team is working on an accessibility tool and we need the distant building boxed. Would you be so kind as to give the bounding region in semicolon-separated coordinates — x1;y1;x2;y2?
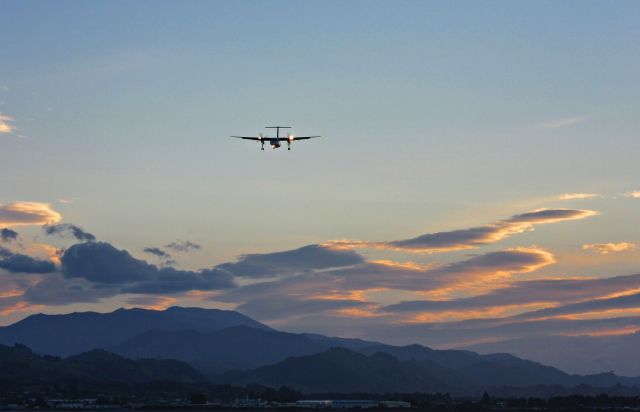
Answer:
296;399;410;409
380;401;411;408
296;400;332;409
233;398;267;408
331;400;378;409
48;399;97;409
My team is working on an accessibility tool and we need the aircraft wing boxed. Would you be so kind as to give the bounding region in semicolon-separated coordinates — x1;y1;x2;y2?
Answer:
278;136;321;141
231;136;262;141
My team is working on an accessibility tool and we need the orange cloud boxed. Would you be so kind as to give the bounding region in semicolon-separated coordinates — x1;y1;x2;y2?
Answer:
334;307;382;318
24;243;63;265
125;295;176;310
544;308;640;321
624;190;640;198
327;208;597;254
0;202;62;227
0;113;15;134
0;301;40;316
402;302;555;323
560;326;640;337
558;193;598;200
369;259;432;271
0;289;23;299
419;247;556;298
582;242;637;255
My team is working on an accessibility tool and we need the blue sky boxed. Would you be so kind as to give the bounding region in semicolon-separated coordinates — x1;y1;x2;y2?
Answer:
1;1;639;345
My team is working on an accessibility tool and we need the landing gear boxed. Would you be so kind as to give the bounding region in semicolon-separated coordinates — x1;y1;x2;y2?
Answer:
261;141;265;151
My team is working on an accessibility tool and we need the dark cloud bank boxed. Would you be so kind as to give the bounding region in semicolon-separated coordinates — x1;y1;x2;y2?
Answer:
0;247;55;274
60;241;235;294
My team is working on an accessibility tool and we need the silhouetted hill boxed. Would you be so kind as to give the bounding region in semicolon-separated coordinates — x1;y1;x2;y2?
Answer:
0;306;270;357
456;353;574;387
356;343;580;387
0;344;207;385
216;346;640;394
466;332;640;376
356;343;640;387
357;343;488;369
302;333;381;349
3;306;640;393
110;325;328;374
217;347;470;393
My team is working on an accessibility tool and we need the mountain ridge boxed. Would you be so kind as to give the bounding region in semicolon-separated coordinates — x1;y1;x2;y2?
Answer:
2;306;640;392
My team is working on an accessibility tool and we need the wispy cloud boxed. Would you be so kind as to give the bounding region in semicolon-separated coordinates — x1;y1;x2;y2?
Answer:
541;116;585;129
165;240;201;253
624;190;640;198
43;223;95;242
125;295;176;310
558;193;599;201
0;202;62;227
143;247;171;259
328;208;598;254
383;273;640;316
582;242;637;255
217;244;363;278
0;113;16;134
0;228;19;242
216;247;556;323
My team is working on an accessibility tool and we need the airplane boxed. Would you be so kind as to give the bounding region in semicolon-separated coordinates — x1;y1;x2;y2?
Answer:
231;126;320;150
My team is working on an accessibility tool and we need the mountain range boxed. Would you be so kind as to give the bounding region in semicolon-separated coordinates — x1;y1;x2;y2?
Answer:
465;332;640;376
0;343;207;387
0;306;268;357
1;306;639;394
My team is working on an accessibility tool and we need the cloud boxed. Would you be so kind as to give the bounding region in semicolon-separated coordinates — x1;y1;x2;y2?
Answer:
0;228;18;242
582;242;637;255
375;315;640;348
165;241;201;253
505;208;597;224
143;247;171;259
420;247;555;288
329;208;597;253
0;252;56;274
558;193;598;201
384;273;640;315
0;202;62;227
511;291;640;321
125;295;176;310
236;295;373;322
60;241;235;294
120;267;233;294
217;244;365;278
0;113;15;134
541;116;585;129
216;247;556;325
624;190;640;198
23;275;117;305
62;242;154;284
43;223;95;242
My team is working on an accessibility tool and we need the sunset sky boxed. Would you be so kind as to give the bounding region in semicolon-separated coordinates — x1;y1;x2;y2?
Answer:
1;1;639;348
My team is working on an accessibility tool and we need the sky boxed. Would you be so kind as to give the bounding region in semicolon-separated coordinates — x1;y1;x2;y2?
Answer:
1;0;639;348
